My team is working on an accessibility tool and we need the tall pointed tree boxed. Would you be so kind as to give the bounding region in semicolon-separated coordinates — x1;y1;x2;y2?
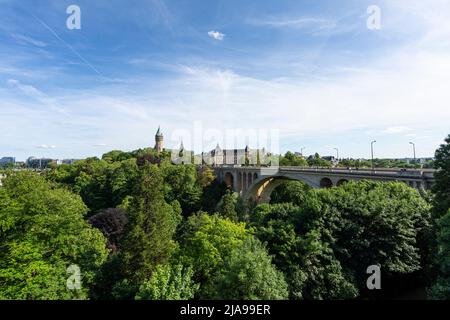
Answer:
120;164;181;285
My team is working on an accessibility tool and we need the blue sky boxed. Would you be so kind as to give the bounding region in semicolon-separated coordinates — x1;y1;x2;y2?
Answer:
1;0;450;161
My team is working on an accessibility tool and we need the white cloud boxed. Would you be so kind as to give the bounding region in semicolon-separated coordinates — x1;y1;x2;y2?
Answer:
252;17;335;29
208;30;225;41
10;33;47;48
11;45;450;155
382;126;413;134
7;79;63;112
37;145;56;149
247;16;357;36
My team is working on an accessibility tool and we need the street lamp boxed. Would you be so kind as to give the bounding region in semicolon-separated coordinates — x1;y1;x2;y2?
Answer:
409;142;416;163
371;140;377;170
333;148;339;160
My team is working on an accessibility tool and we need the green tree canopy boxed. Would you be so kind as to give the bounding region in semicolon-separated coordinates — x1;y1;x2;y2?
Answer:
433;134;450;219
269;181;311;206
46;157;139;215
135;263;199;300
280;152;308;167
0;171;109;299
251;180;431;299
307;153;332;167
211;237;289;300
298;181;431;285
160;162;202;216
251;203;357;299
120;164;182;286
216;189;239;221
178;212;250;298
431;209;450;299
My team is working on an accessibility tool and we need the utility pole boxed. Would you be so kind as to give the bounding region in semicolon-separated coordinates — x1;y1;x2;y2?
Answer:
371;140;377;170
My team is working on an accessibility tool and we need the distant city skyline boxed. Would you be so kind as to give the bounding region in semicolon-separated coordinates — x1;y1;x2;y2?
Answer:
1;0;450;161
0;125;445;162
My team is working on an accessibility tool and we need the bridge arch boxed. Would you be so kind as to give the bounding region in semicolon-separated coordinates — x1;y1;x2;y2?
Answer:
319;177;333;188
245;173;320;204
246;176;292;203
336;179;349;186
224;172;234;188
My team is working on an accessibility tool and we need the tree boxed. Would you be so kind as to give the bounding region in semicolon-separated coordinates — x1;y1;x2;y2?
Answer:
298;181;431;294
251;181;431;299
217;189;238;221
430;134;450;299
134;148;170;166
211;237;289;300
0;171;109;299
279;152;308;167
251;203;357;299
107;158;139;207
47;157;139;215
88;208;129;252
292;229;358;300
197;166;216;188
120;164;182;286
433;134;450;219
307;153;331;167
160;162;202;216
70;158;111;213
200;180;228;214
270;181;311;206
135;263;199;300
102;150;133;163
178;213;250;298
431;210;450;299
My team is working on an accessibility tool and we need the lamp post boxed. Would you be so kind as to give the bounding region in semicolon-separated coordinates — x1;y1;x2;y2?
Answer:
333;148;339;160
409;142;416;164
371;140;377;170
301;147;305;157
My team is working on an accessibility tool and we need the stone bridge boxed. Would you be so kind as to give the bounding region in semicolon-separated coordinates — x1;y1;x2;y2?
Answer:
215;166;436;203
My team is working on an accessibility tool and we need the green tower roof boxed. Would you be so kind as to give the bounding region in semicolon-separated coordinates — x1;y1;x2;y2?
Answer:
155;126;163;137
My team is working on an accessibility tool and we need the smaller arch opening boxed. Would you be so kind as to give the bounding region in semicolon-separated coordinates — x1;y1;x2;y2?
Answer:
320;177;333;188
224;172;234;188
337;179;349;187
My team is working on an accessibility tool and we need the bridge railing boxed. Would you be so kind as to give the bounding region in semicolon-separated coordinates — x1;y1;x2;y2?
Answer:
215;165;435;179
279;166;435;178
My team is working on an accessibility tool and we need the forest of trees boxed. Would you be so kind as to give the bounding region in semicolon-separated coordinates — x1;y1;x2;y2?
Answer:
0;135;449;300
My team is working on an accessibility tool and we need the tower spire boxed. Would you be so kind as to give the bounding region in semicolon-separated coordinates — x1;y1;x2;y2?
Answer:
155;126;164;153
156;126;162;137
